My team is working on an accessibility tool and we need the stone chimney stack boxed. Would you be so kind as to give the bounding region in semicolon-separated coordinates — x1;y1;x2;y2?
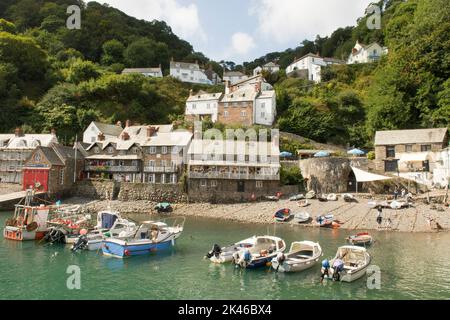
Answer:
189;89;194;96
147;126;158;137
125;119;131;128
98;133;105;141
122;132;130;141
225;80;230;94
14;127;24;137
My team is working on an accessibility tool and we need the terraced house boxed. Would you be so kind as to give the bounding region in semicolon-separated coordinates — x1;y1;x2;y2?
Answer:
82;122;192;184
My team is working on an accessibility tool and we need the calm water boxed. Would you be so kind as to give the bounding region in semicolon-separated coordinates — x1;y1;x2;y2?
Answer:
1;211;449;300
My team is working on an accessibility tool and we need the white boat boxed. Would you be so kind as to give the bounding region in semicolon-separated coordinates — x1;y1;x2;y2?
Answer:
271;241;322;272
390;200;409;209
289;194;304;201
327;193;338;201
205;236;257;263
327;246;371;282
297;200;309;207
305;191;316;199
232;236;286;269
293;212;310;223
346;233;373;246
368;201;378;208
343;193;357;202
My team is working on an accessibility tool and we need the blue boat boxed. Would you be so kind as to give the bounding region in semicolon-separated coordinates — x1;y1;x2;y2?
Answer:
232;236;286;269
101;218;185;258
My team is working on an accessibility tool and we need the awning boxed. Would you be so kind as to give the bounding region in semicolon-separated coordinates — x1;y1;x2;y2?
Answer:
398;152;431;162
351;167;392;182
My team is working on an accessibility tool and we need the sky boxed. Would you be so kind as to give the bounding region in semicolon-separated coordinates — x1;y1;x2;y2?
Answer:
101;0;374;63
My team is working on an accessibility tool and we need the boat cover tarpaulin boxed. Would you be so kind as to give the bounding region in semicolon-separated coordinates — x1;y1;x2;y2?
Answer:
101;212;118;229
351;167;391;182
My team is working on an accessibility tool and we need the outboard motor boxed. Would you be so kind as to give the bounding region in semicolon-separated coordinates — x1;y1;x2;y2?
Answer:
276;252;285;264
205;244;222;259
71;235;88;252
44;227;66;244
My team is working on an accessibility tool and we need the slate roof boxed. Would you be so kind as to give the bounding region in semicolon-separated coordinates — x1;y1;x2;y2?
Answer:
374;128;448;146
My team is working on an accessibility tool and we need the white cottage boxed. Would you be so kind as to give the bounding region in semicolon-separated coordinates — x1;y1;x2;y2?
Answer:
170;60;212;85
82;121;124;144
347;41;388;64
286;53;344;83
185;91;223;123
121;67;163;78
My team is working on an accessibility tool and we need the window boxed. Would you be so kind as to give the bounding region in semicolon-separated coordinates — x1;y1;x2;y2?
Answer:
261;102;266;109
91;137;95;143
162;146;168;154
256;181;263;189
149;147;156;154
171;174;177;184
148;174;155;183
107;146;114;154
161;160;167;167
132;147;138;154
421;145;431;152
94;147;100;154
148;160;155;168
132;160;138;167
211;180;217;187
385;160;398;172
200;179;207;187
224;103;228;108
405;145;413;153
91;126;96;131
261;112;265;118
232;102;238;107
59;169;65;185
206;103;210;109
386;146;395;158
161;174;166;184
34;153;41;162
119;160;125;166
224;111;229;118
192;104;196;109
241;111;247;117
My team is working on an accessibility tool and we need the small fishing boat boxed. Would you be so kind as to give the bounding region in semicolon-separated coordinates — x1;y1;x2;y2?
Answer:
265;195;279;201
327;193;338;201
205;236;257;263
318;194;328;202
3;191;51;241
289;194;304;201
292;212;310;223
274;208;292;222
232;236;286;269
326;246;371;282
154;202;172;213
271;241;322;272
305;191;316;199
71;211;138;251
390;200;409;209
343;193;357;203
297;199;309;207
346;232;373;246
102;217;185;258
316;214;342;228
368;200;378;208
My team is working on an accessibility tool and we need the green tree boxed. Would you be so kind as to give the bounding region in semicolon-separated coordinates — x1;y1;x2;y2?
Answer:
124;38;169;68
0;19;16;33
101;39;125;65
64;59;102;84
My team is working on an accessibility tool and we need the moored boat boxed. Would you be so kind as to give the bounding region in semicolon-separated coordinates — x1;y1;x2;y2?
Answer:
205;236;256;263
101;217;185;258
327;193;338;201
346;232;373;246
232;236;286;269
318;194;328;202
271;241;322;272
289;194;304;201
274;208;292;222
297;199;309;207
292;212;310;223
154;202;172;213
325;246;371;282
305;191;316;199
343;193;357;203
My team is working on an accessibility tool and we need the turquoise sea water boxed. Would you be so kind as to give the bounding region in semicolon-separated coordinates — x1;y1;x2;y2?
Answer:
0;211;449;300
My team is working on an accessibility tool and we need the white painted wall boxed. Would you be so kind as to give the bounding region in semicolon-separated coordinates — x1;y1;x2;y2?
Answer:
185;99;220;122
170;65;212;85
83;122;101;144
254;94;276;126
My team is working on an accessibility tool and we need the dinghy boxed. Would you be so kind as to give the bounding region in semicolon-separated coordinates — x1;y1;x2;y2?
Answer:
205;236;257;263
316;214;342;228
343;193;357;202
318;194;328;202
289;194;304;201
232;236;286;269
274;208;292;222
154;202;172;213
271;241;322;272
102;217;185;258
346;232;373;246
327;194;338;201
297;200;309;207
293;212;310;223
390;200;409;209
265;195;279;201
368;200;378;208
305;191;316;199
326;246;371;282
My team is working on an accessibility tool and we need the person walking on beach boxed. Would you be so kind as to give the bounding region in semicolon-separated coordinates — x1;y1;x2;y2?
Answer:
376;206;383;226
401;188;406;199
393;187;399;200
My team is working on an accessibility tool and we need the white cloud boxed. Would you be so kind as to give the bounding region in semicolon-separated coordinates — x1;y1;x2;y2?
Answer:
250;0;373;44
102;0;206;41
231;32;256;55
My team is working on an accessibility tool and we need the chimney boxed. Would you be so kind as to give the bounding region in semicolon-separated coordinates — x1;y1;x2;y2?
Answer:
116;121;122;128
189;89;193;96
147;126;157;137
125;119;131;127
122;132;130;141
98;133;105;141
14;127;24;137
254;81;261;93
225;80;230;94
51;128;56;136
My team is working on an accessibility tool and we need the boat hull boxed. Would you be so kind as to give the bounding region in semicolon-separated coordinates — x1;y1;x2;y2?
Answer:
102;239;176;258
3;227;45;241
246;255;275;269
272;258;318;272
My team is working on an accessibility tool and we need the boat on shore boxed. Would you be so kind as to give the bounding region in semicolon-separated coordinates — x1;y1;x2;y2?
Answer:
205;236;256;263
154;202;173;213
343;194;357;203
271;241;322;272
101;217;185;258
292;212;310;224
232;236;286;269
297;200;309;207
318;194;328;202
327;194;338;201
346;232;373;246
325;246;371;282
3;191;52;241
305;191;316;199
316;214;342;228
289;194;304;201
274;208;292;222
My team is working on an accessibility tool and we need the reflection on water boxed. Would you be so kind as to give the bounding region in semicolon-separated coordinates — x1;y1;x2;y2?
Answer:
0;212;450;300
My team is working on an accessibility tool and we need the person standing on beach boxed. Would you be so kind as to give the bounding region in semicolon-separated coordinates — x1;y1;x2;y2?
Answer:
376;206;383;225
401;188;406;199
394;187;399;200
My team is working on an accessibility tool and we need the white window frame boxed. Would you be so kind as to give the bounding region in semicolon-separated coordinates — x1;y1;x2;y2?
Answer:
256;181;263;188
224;111;229;118
211;180;217;187
162;146;168;154
59;168;65;185
200;179;207;187
149;147;156;154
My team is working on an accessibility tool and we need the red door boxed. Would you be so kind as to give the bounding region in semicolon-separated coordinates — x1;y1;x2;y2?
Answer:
23;169;49;192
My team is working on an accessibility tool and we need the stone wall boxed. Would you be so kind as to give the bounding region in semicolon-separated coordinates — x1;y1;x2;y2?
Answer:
117;182;186;202
299;157;369;193
71;180;119;200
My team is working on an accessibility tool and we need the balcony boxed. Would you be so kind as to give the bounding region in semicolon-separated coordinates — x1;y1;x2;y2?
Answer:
85;165;139;173
188;171;279;181
143;166;178;173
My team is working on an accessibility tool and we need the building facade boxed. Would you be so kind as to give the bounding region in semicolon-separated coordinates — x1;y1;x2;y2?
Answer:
286;53;344;83
185;91;223;123
223;71;248;85
187;139;280;202
347;41;388;64
121;67;163;78
170;60;212;85
82;121;124;144
263;62;280;74
0;128;58;184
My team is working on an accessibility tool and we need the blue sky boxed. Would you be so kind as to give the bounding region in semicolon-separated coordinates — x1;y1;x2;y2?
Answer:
102;0;373;63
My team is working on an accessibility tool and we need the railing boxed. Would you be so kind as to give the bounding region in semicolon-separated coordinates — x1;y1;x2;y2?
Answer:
143;166;178;173
85;165;139;172
188;171;279;180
